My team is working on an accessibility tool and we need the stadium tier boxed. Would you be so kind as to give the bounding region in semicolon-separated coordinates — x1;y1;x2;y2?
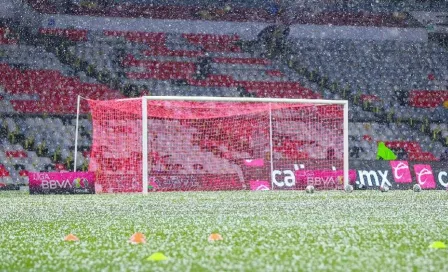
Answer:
290;38;448;122
0;65;122;113
60;29;322;99
0;9;447;188
25;0;446;24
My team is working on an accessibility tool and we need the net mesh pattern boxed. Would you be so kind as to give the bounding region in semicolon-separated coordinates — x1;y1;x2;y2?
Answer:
88;99;344;192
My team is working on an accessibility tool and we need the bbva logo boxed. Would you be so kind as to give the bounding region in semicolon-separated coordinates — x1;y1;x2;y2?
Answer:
41;177;89;190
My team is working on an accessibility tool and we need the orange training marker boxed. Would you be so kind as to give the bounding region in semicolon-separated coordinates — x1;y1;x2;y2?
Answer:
129;232;146;244
208;233;223;242
64;234;79;242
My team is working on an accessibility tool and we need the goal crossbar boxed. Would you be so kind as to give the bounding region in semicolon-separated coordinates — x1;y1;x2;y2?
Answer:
140;96;348;104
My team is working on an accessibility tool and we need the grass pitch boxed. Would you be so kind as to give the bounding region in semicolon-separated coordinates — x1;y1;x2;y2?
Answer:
0;190;447;271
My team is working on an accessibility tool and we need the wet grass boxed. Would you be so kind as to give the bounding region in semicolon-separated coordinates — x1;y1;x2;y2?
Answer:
0;190;447;271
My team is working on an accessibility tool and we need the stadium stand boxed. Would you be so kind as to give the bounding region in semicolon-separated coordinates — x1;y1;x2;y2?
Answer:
287;36;448;159
0;26;123;186
24;0;445;24
0;1;446;187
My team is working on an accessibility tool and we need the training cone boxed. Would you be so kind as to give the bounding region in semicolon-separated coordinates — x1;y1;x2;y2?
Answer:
208;233;223;242
64;233;79;242
147;252;168;261
429;241;447;249
129;232;146;244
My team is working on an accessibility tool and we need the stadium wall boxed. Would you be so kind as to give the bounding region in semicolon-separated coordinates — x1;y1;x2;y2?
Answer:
38;13;427;42
289;25;427;42
2;160;447;192
40;14;269;40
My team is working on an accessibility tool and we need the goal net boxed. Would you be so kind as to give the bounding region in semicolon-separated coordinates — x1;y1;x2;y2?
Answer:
79;96;348;193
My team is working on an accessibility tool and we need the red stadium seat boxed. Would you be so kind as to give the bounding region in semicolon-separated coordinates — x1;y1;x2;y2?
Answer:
0;64;123;114
408;90;448;108
0;165;10;177
39;28;88;42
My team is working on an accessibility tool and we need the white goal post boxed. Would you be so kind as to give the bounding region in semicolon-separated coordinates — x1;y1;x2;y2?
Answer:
76;95;349;193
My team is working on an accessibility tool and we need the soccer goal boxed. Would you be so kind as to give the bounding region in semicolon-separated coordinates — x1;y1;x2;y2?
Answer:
75;96;349;193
